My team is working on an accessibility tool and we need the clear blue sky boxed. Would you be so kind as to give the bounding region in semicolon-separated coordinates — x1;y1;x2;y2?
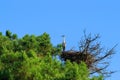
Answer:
0;0;120;79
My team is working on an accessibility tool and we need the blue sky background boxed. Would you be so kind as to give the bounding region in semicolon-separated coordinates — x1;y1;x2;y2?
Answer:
0;0;120;79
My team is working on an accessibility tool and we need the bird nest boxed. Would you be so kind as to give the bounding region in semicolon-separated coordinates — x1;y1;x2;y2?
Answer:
60;50;95;68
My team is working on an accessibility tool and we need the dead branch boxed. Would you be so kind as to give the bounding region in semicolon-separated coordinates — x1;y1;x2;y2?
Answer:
60;32;116;77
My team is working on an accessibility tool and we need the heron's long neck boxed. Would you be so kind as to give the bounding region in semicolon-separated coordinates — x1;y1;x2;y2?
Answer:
63;37;65;43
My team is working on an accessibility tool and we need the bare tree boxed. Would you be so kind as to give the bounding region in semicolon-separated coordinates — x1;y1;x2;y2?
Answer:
61;31;117;77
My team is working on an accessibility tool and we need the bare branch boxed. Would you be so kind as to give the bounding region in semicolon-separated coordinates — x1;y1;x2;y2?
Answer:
60;32;117;77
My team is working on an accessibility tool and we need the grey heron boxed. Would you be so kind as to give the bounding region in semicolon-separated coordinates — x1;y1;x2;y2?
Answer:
62;35;66;51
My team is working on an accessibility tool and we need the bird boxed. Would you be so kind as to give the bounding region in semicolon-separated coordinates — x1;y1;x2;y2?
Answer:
62;35;66;51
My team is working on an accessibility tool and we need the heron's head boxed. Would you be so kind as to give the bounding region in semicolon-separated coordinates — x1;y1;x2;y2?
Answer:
61;35;65;37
